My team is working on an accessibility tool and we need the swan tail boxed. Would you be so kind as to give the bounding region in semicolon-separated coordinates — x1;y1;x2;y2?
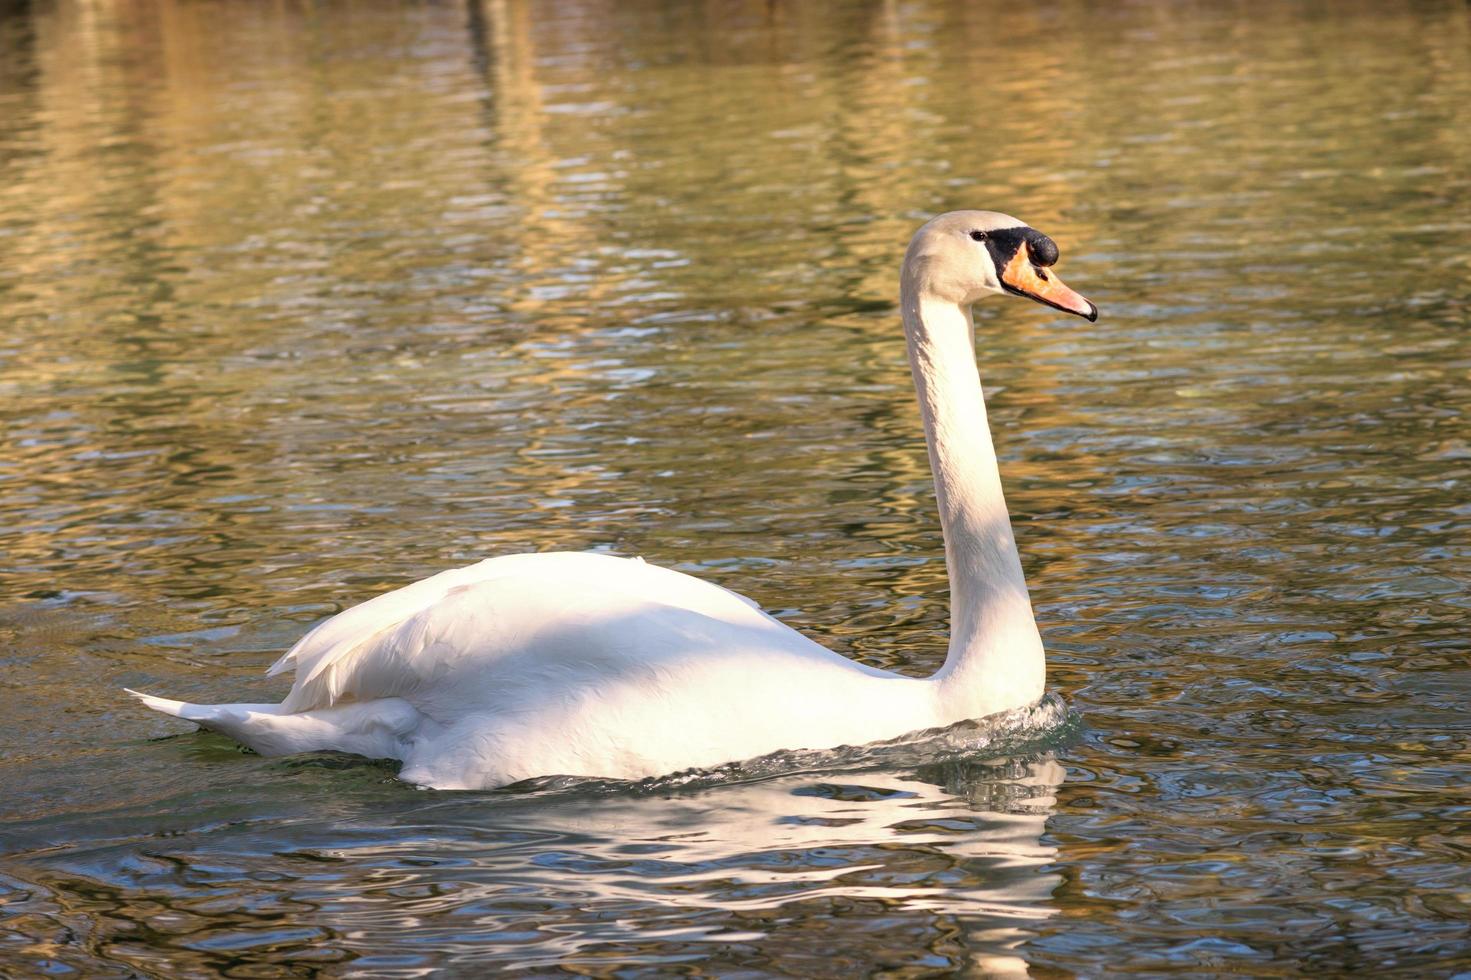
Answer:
126;688;210;721
125;688;419;761
127;688;294;752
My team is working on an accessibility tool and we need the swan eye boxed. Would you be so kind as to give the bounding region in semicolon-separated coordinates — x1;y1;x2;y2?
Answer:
969;230;988;242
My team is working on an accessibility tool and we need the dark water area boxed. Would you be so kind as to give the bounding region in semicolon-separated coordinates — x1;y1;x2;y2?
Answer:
1;0;1469;975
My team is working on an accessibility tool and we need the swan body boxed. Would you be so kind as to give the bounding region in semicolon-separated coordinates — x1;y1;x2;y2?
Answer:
130;211;1097;790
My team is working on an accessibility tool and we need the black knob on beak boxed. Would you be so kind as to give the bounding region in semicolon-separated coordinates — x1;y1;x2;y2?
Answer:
1024;229;1059;267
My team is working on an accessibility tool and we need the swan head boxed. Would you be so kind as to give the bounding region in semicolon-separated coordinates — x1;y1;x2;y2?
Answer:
904;210;1097;321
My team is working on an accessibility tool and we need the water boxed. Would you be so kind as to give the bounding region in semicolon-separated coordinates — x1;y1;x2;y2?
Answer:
2;0;1469;973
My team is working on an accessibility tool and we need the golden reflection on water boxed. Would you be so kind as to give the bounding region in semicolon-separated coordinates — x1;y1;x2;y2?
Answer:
2;0;1470;974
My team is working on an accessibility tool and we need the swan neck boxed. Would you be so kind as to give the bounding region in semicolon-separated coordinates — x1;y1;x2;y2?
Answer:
901;284;1045;718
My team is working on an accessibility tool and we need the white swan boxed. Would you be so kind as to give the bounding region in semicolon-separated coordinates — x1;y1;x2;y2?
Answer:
129;211;1097;790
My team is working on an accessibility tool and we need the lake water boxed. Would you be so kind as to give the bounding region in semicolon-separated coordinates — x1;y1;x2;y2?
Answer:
2;0;1470;974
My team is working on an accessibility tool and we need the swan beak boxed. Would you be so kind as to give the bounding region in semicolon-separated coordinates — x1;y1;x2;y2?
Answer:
1000;247;1098;321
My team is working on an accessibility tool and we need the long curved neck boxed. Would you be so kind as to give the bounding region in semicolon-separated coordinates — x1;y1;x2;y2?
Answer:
901;282;1045;719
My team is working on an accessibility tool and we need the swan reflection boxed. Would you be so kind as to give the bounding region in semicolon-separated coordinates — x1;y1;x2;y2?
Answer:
9;748;1064;974
303;754;1066;973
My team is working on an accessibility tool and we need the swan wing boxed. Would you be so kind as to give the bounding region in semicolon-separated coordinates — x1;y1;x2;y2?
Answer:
269;552;784;712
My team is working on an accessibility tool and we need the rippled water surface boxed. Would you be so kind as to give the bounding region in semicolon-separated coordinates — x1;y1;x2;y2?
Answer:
3;0;1470;974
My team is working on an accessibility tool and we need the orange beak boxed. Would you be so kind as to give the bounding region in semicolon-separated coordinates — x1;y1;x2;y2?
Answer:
1000;247;1097;321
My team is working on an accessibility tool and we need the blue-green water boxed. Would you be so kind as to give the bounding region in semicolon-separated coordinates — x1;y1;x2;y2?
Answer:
2;0;1469;974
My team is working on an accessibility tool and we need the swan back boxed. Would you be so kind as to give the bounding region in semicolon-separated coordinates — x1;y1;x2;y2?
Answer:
269;552;775;712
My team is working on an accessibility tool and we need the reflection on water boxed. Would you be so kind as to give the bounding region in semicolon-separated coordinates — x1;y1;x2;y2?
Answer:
3;753;1065;976
1;0;1470;974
